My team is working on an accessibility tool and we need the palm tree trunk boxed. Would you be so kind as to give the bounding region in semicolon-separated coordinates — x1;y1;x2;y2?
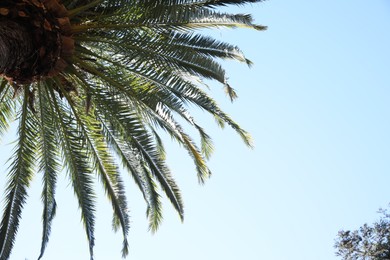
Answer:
0;0;74;84
0;19;35;83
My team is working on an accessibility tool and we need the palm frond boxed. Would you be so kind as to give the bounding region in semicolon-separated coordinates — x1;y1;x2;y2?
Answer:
92;85;185;219
36;82;61;260
184;0;266;8
161;31;254;66
101;118;164;232
47;83;96;259
71;1;266;33
56;79;130;257
70;68;166;231
0;80;15;140
0;87;38;260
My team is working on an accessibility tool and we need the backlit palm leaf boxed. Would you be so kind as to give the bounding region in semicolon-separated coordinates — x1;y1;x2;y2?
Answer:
36;82;60;260
0;80;15;139
0;88;38;259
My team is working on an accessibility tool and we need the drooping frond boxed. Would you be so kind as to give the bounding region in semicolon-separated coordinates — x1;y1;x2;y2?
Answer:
0;80;15;140
36;82;60;260
47;84;96;259
0;87;38;260
100;118;164;233
162;31;254;66
89;82;185;219
55;79;130;257
69;68;166;231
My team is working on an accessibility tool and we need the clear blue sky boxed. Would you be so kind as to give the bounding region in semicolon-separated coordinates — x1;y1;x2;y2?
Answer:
1;1;390;259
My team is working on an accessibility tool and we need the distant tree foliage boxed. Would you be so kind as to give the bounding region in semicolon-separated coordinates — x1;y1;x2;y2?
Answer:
335;207;390;259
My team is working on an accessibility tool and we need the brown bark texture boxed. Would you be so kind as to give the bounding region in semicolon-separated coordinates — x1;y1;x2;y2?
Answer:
0;19;35;83
0;0;74;84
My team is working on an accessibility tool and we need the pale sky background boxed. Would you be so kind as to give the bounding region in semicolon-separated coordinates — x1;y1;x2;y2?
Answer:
1;1;390;259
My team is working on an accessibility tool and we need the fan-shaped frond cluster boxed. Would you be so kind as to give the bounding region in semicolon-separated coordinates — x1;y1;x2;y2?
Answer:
0;0;265;259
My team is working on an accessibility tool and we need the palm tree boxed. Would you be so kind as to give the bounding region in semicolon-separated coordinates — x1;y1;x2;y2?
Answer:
0;0;265;259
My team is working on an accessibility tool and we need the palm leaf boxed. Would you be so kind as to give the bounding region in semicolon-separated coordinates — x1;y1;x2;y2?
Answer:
0;80;15;140
93;86;185;219
0;87;38;260
36;82;60;260
56;79;130;257
70;68;165;231
47;84;96;260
